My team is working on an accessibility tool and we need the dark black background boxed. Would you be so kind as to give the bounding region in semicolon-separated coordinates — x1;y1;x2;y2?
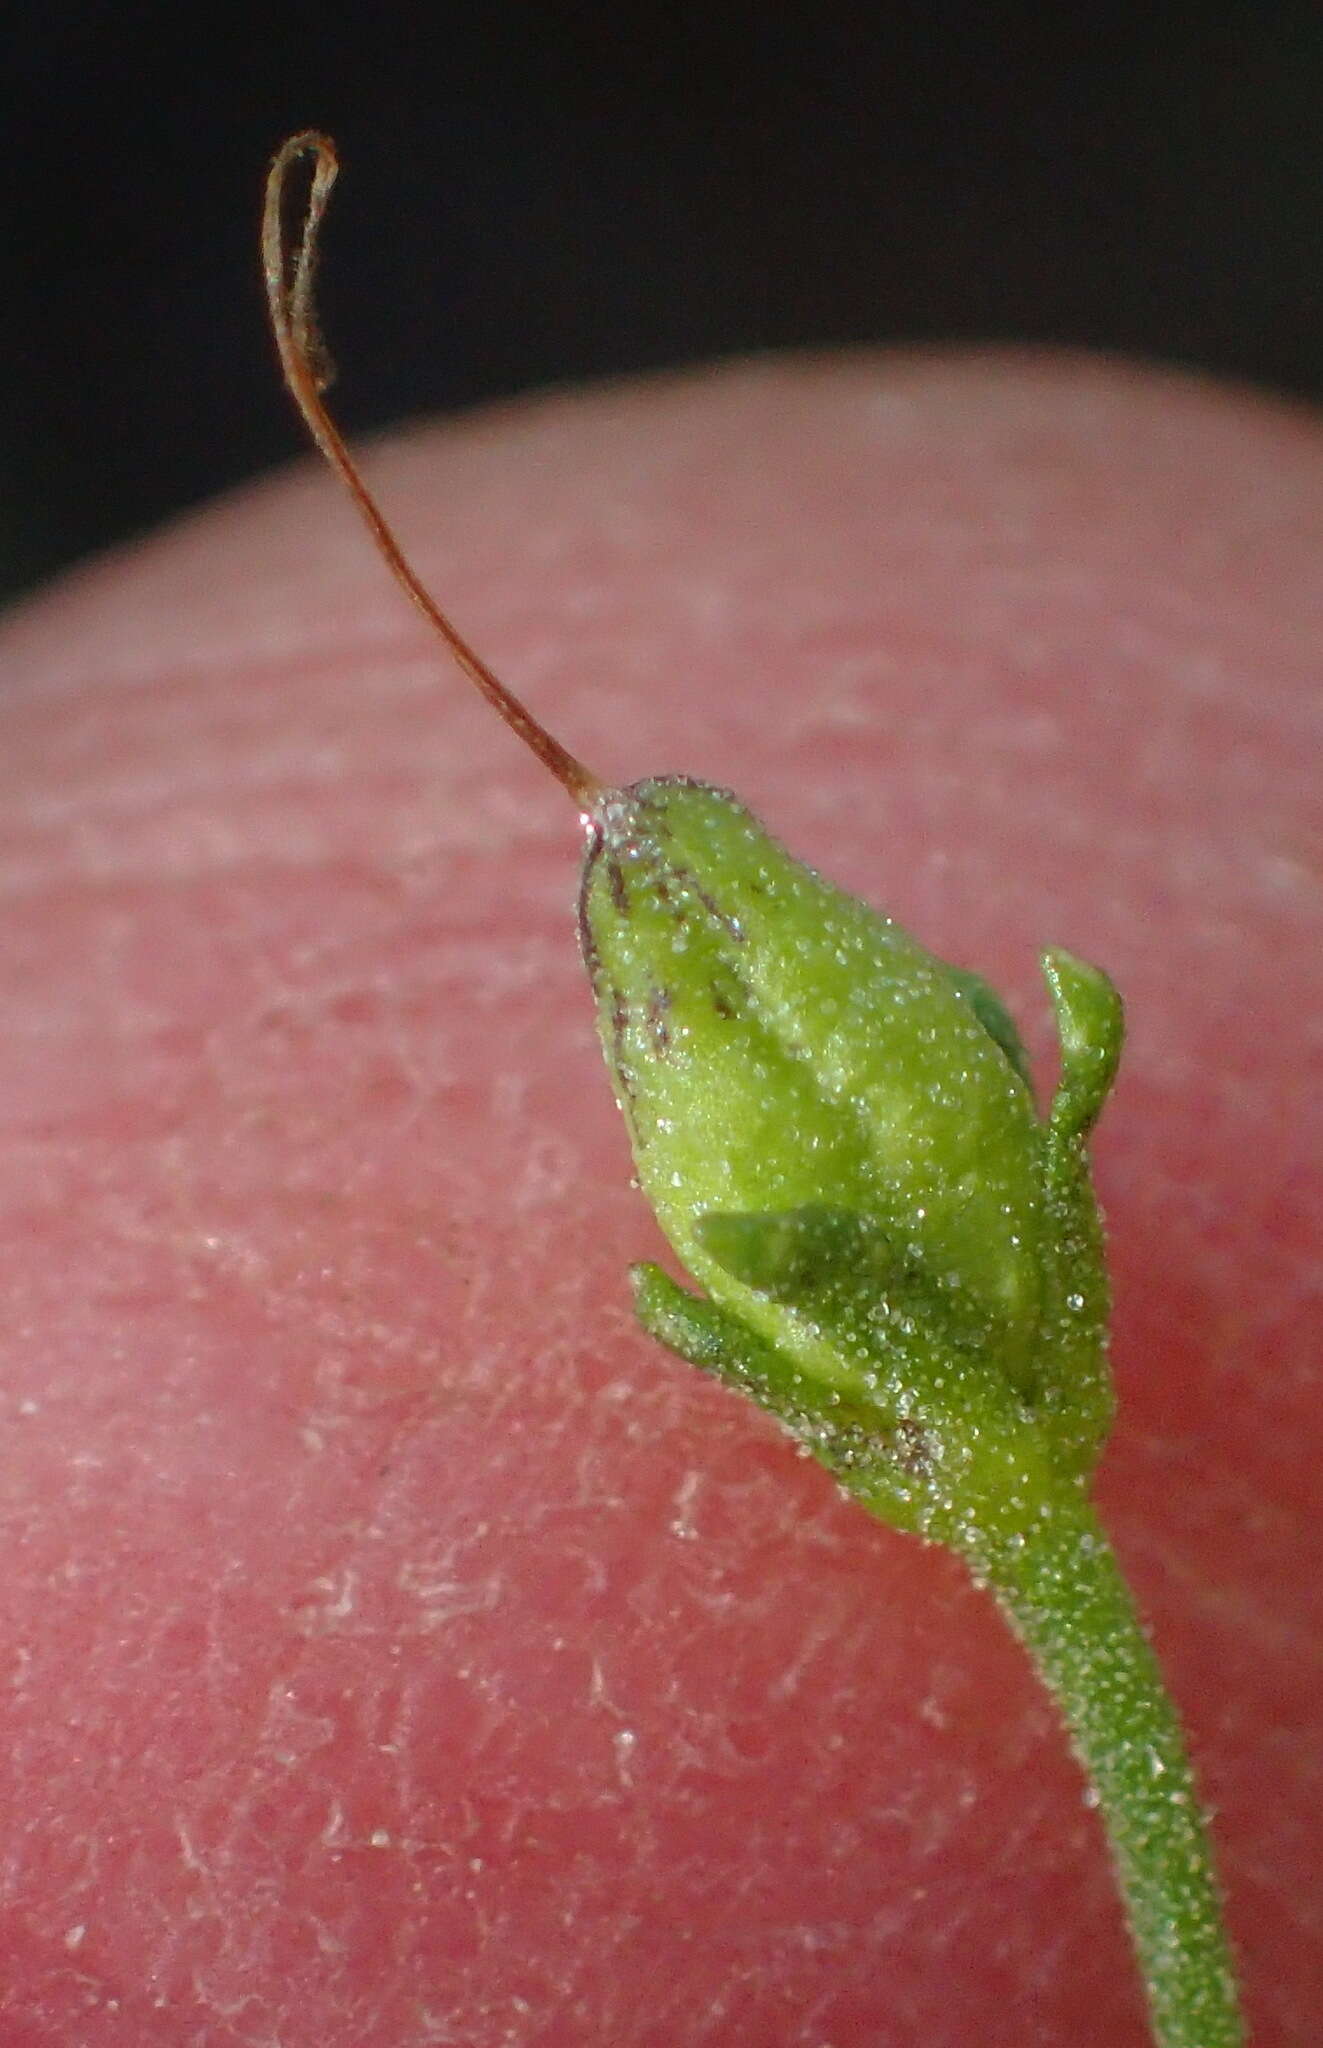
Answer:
5;4;1322;598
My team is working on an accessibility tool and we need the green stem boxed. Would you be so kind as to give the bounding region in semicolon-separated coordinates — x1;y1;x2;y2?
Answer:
969;1496;1243;2048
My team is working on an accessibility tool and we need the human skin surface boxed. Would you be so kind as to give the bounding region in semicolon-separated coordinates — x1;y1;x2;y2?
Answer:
0;354;1317;2047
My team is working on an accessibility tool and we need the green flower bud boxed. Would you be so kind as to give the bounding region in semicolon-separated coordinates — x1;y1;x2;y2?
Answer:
580;777;1123;1542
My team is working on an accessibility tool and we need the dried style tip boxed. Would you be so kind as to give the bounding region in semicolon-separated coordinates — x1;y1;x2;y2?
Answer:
262;131;602;813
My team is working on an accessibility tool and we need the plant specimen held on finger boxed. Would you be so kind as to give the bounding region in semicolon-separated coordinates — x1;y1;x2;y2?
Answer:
262;131;1245;2048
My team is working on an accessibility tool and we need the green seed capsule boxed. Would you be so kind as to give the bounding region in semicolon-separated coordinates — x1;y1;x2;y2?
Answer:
579;775;1122;1541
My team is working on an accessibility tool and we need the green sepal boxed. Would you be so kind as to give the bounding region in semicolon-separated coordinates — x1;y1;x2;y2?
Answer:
632;1260;1078;1548
693;1200;1034;1410
946;964;1034;1089
632;1259;796;1398
1027;949;1125;1469
695;1203;875;1299
1043;947;1124;1140
632;1261;929;1532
